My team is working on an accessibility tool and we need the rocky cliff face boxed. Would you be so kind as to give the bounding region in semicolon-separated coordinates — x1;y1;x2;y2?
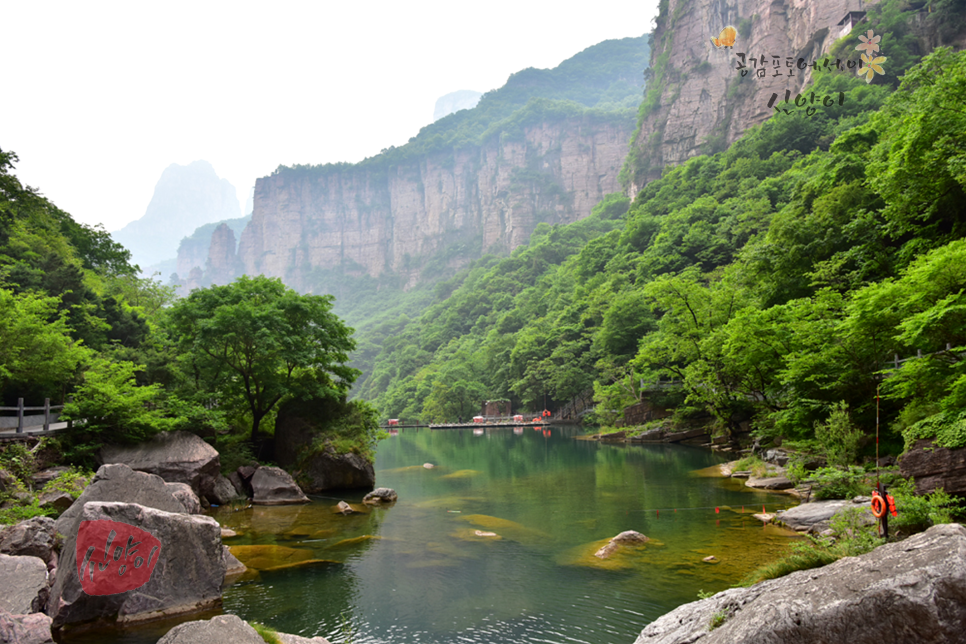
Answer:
113;160;241;270
237;116;633;291
626;0;881;187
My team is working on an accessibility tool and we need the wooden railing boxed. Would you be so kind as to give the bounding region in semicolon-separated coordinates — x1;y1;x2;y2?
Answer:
0;398;70;434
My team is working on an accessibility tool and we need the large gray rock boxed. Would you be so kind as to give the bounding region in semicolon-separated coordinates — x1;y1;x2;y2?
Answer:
0;517;57;564
298;451;375;492
777;499;873;534
0;608;54;644
634;523;966;644
100;431;222;503
745;475;794;490
250;467;309;505
165;482;202;514
900;438;966;496
0;554;47;614
48;501;225;632
54;464;187;537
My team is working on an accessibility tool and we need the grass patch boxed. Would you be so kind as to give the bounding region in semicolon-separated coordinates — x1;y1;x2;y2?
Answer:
249;622;282;644
732;455;769;477
709;609;728;630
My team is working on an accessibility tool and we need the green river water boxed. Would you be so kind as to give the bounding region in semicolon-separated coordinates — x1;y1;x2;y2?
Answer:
84;426;798;644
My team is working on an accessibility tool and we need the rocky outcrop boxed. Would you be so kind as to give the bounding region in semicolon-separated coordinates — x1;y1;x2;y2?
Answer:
275;399;375;491
777;498;873;533
49;501;226;632
0;608;54;644
627;0;879;187
900;438;966;496
238;117;632;291
204;223;240;286
250;467;309;505
54;464;188;537
635;523;966;644
0;555;48;615
100;431;222;504
112;160;241;271
156;614;332;644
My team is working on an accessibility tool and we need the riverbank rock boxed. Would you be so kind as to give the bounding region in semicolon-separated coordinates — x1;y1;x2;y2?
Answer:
363;488;398;504
48;501;225;632
250;467;309;505
634;523;966;644
54;464;188;537
0;608;54;644
208;475;238;505
37;490;74;514
30;467;70;488
777;499;873;534
100;431;222;504
156;614;333;644
0;517;57;564
900;438;966;496
745;475;794;490
594;530;649;559
0;554;48;614
299;451;375;493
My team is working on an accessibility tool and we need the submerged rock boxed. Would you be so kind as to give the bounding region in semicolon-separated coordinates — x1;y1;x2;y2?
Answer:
634;523;966;644
334;501;354;515
48;501;226;633
362;488;398;504
100;431;222;504
595;531;649;559
250;467;309;506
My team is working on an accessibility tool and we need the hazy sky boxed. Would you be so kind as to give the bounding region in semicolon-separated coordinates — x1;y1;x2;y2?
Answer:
3;1;659;232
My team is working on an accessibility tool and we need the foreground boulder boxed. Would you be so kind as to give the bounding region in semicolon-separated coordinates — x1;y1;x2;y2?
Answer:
634;523;966;644
0;554;48;614
164;482;202;514
100;431;222;503
48;501;225;633
54;464;188;537
900;438;966;496
157;613;332;644
275;398;375;491
251;467;309;505
0;608;54;644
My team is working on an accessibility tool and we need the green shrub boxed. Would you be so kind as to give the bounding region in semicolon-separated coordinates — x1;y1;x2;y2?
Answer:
216;435;257;477
41;468;91;500
733;455;769;477
890;478;964;529
0;443;35;483
0;498;56;526
815;402;862;468
808;466;867;500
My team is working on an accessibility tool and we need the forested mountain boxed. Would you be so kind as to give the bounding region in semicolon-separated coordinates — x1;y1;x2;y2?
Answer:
360;0;966;457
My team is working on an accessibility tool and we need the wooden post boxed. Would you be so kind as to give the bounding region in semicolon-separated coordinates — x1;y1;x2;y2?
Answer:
894;354;899;369
44;398;50;432
16;398;24;434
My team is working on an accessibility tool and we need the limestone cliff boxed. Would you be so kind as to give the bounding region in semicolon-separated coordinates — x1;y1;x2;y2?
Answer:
625;0;880;187
238;114;632;291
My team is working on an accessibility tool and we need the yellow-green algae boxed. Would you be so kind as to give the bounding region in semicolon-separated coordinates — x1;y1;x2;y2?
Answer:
457;514;552;544
441;469;482;479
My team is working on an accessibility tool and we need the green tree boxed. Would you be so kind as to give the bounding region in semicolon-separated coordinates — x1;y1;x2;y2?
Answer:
166;275;358;441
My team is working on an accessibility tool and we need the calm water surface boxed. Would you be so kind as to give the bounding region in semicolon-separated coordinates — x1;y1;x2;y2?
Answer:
87;426;798;644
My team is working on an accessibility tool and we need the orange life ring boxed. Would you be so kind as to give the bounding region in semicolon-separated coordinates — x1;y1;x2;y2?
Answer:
871;492;887;519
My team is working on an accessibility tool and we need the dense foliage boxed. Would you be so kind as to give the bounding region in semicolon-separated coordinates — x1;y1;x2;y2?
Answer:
360;41;966;461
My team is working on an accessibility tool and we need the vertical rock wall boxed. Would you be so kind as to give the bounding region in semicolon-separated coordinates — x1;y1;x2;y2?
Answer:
237;116;634;291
